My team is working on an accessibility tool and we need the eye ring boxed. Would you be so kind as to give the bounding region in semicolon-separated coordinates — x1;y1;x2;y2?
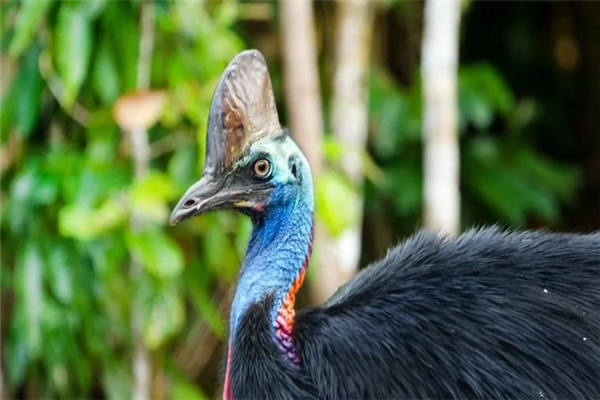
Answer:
253;158;271;179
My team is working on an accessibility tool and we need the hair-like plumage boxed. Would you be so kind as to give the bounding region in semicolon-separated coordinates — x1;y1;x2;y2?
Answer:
230;228;600;399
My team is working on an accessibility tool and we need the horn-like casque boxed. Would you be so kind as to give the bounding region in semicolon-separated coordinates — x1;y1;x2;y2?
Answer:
204;50;281;177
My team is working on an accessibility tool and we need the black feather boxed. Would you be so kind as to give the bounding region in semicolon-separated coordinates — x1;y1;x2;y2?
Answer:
230;228;600;399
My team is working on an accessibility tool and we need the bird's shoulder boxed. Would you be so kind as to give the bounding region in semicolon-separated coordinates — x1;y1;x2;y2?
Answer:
293;227;600;398
318;227;600;308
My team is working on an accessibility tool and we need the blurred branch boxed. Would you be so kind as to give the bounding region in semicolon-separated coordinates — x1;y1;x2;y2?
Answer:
421;0;461;236
150;131;195;159
38;50;90;126
0;365;7;400
131;2;155;400
174;284;233;378
0;133;23;176
136;3;154;91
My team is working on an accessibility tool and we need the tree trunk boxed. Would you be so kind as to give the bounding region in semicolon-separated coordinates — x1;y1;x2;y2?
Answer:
324;0;373;298
279;0;323;173
0;364;7;400
279;0;334;303
421;0;461;236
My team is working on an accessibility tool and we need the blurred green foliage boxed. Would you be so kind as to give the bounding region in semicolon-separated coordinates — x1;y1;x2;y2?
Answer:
368;63;578;230
0;0;583;398
1;1;249;398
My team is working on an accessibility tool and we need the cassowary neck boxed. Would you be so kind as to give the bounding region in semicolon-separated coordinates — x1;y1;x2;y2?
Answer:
229;179;314;358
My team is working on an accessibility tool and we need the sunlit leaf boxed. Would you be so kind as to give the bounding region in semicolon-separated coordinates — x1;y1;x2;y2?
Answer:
55;3;92;107
127;229;184;279
80;0;106;19
315;171;360;237
215;0;239;28
234;217;252;257
202;214;239;279
171;374;207;400
9;0;53;57
70;166;128;207
19;243;44;357
46;243;74;304
102;360;132;400
322;136;345;163
86;128;119;164
59;199;126;241
92;38;120;105
136;277;185;349
129;171;177;223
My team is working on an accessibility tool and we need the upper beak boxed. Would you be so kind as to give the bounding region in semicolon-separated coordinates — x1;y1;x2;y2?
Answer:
169;175;221;225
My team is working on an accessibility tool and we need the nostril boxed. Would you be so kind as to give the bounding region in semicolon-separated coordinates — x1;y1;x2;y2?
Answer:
184;199;196;208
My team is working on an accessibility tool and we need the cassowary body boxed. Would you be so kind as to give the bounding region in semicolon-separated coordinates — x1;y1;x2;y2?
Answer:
170;50;600;399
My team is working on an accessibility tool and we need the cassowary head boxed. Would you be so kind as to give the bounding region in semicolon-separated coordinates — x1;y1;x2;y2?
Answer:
170;50;310;225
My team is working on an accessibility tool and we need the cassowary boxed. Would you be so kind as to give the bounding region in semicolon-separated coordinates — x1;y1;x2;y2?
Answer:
170;50;600;399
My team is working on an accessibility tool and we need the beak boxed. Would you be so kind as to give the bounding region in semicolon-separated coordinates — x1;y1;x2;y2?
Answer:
169;174;222;226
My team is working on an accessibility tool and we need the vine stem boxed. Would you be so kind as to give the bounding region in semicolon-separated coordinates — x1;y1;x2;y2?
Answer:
131;2;155;400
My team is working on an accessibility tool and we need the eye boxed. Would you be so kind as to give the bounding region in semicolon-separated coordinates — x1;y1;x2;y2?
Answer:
253;158;271;178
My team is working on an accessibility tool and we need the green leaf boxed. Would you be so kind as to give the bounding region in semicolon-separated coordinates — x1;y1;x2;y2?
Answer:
55;3;92;107
513;147;579;200
201;218;236;278
171;375;207;400
46;243;74;304
127;229;184;279
384;161;423;216
185;262;225;335
9;158;60;233
368;68;422;158
136;278;185;349
19;243;44;357
92;38;120;105
6;318;29;387
14;44;44;137
102;360;132;400
9;0;53;57
130;172;178;223
79;0;106;19
168;147;198;189
322;136;345;163
70;166;128;207
315;171;360;237
59;199;125;241
459;63;515;131
104;2;139;91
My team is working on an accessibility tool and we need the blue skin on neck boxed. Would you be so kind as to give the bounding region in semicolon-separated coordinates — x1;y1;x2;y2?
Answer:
229;159;314;344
